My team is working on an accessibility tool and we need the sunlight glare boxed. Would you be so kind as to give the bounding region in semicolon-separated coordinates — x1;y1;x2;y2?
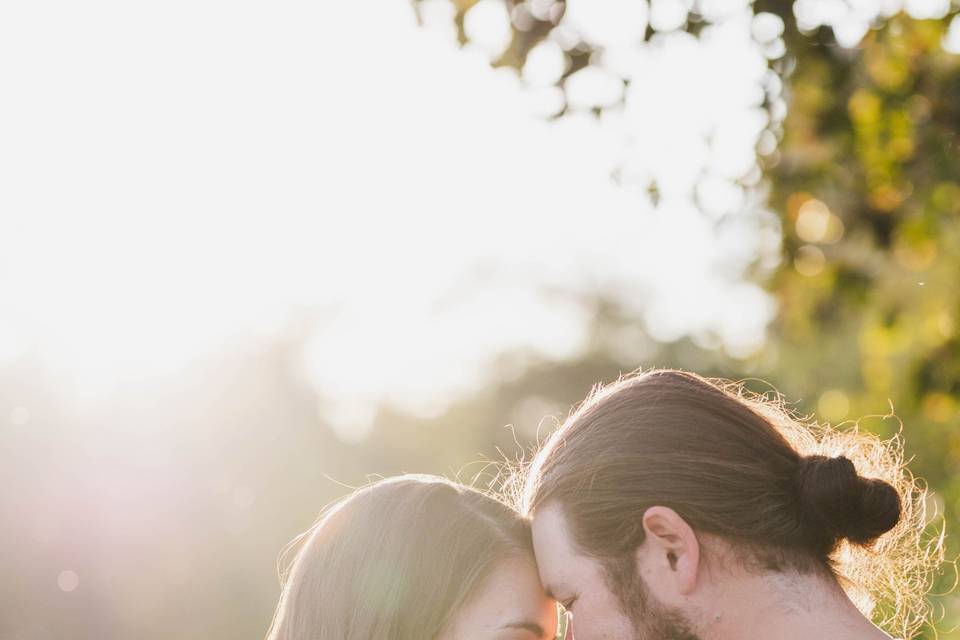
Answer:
0;0;778;438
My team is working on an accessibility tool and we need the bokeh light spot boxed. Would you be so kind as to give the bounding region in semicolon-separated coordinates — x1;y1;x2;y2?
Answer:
794;245;826;276
9;406;30;426
819;389;851;422
58;570;79;593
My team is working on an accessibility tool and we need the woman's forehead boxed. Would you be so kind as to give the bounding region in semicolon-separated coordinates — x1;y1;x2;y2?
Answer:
450;556;558;638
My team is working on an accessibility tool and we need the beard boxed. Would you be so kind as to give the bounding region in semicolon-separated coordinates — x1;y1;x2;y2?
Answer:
603;556;702;640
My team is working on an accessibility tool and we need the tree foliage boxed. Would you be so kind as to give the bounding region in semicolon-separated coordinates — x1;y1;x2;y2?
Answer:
414;0;960;635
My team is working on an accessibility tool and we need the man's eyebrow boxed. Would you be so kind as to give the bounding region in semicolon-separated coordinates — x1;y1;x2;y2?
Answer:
501;621;547;638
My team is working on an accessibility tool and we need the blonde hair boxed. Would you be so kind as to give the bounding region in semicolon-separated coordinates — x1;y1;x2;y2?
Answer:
266;474;532;640
518;369;945;639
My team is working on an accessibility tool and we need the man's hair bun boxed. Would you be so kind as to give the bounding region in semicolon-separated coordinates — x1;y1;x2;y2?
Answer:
796;454;902;554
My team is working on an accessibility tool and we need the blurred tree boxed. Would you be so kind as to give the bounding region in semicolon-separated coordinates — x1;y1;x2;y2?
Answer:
765;15;960;635
412;0;960;636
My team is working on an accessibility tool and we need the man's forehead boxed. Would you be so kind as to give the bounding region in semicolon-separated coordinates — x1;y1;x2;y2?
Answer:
532;502;571;535
530;503;580;580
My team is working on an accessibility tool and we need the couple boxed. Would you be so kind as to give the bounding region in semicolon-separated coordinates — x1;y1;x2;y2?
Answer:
266;369;928;639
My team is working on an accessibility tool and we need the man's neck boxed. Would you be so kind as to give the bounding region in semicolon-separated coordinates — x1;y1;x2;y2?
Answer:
696;569;893;640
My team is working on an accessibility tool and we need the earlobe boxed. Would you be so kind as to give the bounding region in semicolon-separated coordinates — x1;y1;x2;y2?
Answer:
641;506;700;596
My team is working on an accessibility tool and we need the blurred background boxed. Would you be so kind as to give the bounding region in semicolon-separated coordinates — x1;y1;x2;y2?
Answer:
0;0;958;637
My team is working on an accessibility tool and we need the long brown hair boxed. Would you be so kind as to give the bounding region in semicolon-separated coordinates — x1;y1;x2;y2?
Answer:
266;474;532;640
521;369;943;638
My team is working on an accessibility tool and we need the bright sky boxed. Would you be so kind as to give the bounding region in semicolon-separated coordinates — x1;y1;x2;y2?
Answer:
0;0;796;439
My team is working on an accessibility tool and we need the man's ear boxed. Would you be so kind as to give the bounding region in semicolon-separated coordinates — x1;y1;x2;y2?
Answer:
639;506;700;596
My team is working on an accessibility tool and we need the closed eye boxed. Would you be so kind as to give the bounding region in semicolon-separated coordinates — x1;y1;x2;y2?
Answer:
500;621;547;639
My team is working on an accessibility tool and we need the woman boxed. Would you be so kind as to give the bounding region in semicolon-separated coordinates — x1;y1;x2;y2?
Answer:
265;474;560;640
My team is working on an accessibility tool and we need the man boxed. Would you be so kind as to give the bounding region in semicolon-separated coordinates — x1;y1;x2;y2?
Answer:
522;369;933;640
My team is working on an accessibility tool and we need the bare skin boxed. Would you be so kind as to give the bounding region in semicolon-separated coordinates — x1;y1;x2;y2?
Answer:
440;555;559;640
685;563;892;640
532;502;893;640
